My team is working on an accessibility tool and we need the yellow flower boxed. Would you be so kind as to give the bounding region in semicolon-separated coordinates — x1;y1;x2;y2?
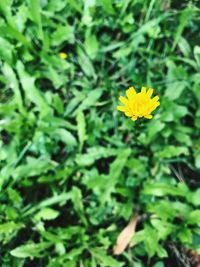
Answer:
59;52;67;59
117;86;160;121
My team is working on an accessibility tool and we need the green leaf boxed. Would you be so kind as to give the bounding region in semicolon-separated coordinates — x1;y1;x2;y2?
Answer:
165;81;187;100
71;186;87;225
174;105;188;118
28;0;43;40
178;36;191;57
91;248;123;267
0;0;13;20
187;210;200;225
172;6;194;51
143;225;158;257
165;60;189;100
37;193;71;209
132;14;169;39
13;4;28;32
24;193;71;216
148;120;165;141
194;151;200;169
76;111;86;151
109;149;131;180
194;45;200;67
156;246;168;258
0;25;30;47
75;88;103;114
13;157;56;180
52;128;77;146
2;63;24;113
82;0;96;25
77;46;96;78
0;37;13;64
148;201;177;221
172;201;192;217
52;25;74;46
76;147;117;166
53;94;64;114
143;183;184;197
34;208;60;221
155;146;189;159
174;131;192;146
10;243;51;258
151;219;174;240
7;188;22;203
100;0;116;15
45;0;67;12
16;61;50;115
0;222;23;234
84;33;99;59
100;149;131;202
187;189;200;206
178;228;192;243
71;187;84;213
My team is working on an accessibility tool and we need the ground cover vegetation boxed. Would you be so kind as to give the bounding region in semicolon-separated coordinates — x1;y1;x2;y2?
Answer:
0;0;200;266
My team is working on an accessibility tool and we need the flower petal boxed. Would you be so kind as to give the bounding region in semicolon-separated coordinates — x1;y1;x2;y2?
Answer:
141;87;147;94
154;101;160;107
117;106;127;112
126;87;136;100
144;114;153;119
152;101;160;108
119;96;128;105
152;95;159;102
125;111;133;117
149;101;160;113
131;116;137;121
147;88;154;97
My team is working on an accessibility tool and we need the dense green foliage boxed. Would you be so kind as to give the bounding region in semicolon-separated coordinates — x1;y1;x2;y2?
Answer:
0;0;200;266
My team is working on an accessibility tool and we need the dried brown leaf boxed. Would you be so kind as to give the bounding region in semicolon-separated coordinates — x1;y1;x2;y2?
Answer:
113;214;138;255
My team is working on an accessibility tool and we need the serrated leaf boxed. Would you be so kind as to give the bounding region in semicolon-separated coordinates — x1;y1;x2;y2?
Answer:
0;221;23;234
91;248;123;267
76;147;117;166
155;146;189;159
51;25;74;46
34;208;59;221
16;61;50;115
143;183;184;196
10;243;51;258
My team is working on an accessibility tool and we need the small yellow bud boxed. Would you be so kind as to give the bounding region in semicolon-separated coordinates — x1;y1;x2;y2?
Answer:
59;52;67;59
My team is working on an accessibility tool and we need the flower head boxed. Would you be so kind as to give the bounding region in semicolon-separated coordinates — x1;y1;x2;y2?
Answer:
117;87;160;121
59;52;67;59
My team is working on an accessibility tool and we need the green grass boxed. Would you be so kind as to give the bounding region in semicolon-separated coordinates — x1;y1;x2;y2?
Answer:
0;0;200;266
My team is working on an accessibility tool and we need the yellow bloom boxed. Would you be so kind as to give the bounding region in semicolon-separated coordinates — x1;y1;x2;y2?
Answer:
59;52;67;59
117;86;160;121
